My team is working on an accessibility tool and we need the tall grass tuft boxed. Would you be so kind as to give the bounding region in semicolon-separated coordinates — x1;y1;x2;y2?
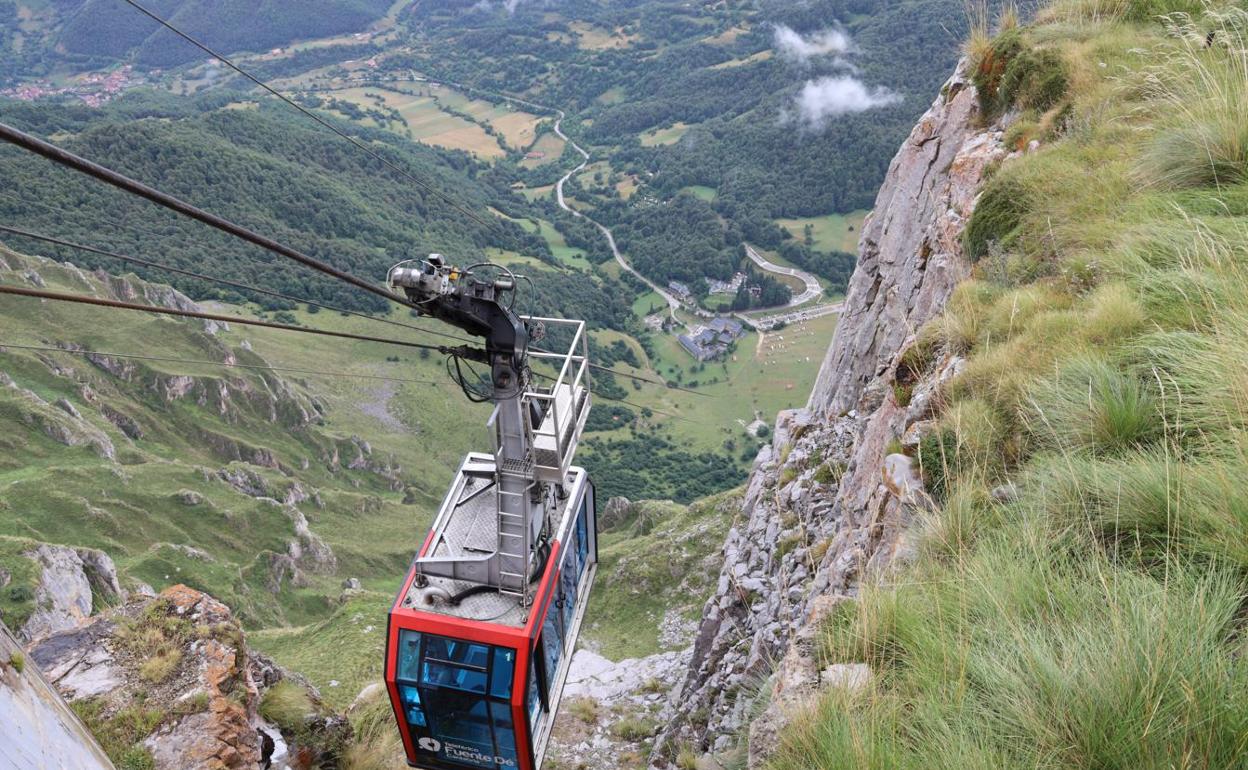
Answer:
780;528;1248;769
1137;9;1248;189
1026;354;1162;454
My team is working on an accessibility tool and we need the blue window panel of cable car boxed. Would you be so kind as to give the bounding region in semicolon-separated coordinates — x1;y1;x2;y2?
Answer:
576;500;589;574
563;531;582;583
400;685;427;727
527;656;542;732
422;636;489;693
490;647;515;700
397;630;422;682
559;559;577;634
489;702;520;764
425;692;495;768
541;599;563;701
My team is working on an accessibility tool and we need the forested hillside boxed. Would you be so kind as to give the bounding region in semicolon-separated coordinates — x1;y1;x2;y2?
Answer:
0;90;545;312
1;0;392;75
400;0;973;276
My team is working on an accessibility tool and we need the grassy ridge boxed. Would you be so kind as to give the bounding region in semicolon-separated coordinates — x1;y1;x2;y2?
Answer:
0;245;482;630
773;3;1248;768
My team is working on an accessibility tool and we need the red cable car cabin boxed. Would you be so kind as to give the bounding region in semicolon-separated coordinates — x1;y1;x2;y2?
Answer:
385;455;597;770
380;260;596;770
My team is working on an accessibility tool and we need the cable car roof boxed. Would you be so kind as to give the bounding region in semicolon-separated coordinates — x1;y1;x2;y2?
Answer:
396;457;589;629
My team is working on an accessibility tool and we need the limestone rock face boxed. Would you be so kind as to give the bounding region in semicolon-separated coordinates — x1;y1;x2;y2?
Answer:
810;65;1002;416
652;59;1007;766
20;544;124;644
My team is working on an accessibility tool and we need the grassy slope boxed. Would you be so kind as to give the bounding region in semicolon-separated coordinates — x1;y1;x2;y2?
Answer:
773;2;1248;768
0;245;481;633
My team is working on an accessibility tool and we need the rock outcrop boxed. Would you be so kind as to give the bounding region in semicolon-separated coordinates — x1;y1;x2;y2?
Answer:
19;544;125;644
653;60;1008;765
30;585;262;770
27;583;348;770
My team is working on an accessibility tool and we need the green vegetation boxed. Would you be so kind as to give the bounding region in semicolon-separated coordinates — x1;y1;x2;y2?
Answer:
72;699;161;770
0;91;547;312
0;537;40;630
392;0;981;296
249;593;391;710
8;650;24;674
611;715;658;741
0;247;483;636
773;4;1248;768
777;211;868;254
342;684;406;770
589;491;737;660
6;0;392;76
259;680;318;733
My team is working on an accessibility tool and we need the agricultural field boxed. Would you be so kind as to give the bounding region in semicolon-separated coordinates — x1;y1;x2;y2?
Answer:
704;25;750;45
567;20;638;50
597;311;839;452
320;85;506;158
710;49;774;69
536;219;587;266
631;290;665;319
615;174;640;199
640;121;691;146
520;131;566;167
516;183;555;201
682;185;717;202
777;210;869;253
595;86;626;105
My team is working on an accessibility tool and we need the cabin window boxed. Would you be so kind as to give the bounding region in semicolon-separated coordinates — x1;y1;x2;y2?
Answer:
527;654;543;732
422;637;489;693
489;647;514;700
576;497;590;573
400;684;426;727
489;702;519;764
395;632;520;768
540;595;563;702
559;554;578;633
398;629;422;681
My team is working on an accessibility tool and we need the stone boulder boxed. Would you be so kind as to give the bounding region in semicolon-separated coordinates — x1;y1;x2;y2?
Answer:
20;544;125;644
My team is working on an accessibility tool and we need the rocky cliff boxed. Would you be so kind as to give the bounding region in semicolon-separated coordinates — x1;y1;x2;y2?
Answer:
653;60;1010;765
1;618;115;770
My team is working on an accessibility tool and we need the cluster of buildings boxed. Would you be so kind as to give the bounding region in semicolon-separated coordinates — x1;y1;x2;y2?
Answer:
1;66;138;108
668;273;752;304
667;280;693;302
707;272;746;295
678;318;746;361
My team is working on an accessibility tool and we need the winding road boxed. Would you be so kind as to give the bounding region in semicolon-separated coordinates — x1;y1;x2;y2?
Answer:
418;82;835;333
743;243;822;307
550;113;694;325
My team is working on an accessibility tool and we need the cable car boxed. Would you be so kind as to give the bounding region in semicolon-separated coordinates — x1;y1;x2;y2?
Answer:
383;257;597;770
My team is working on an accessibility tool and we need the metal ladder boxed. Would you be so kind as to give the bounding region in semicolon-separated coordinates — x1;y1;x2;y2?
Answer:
494;393;536;604
495;461;533;602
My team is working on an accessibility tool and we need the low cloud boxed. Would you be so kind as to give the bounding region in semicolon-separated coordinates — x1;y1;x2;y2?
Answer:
786;76;901;131
773;24;854;63
468;0;525;15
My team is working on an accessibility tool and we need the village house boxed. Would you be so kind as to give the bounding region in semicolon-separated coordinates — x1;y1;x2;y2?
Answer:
678;317;745;361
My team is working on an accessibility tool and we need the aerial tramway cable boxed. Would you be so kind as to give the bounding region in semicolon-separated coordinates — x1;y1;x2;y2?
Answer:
0;121;422;313
0;284;480;358
0;224;476;346
0;343;442;385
